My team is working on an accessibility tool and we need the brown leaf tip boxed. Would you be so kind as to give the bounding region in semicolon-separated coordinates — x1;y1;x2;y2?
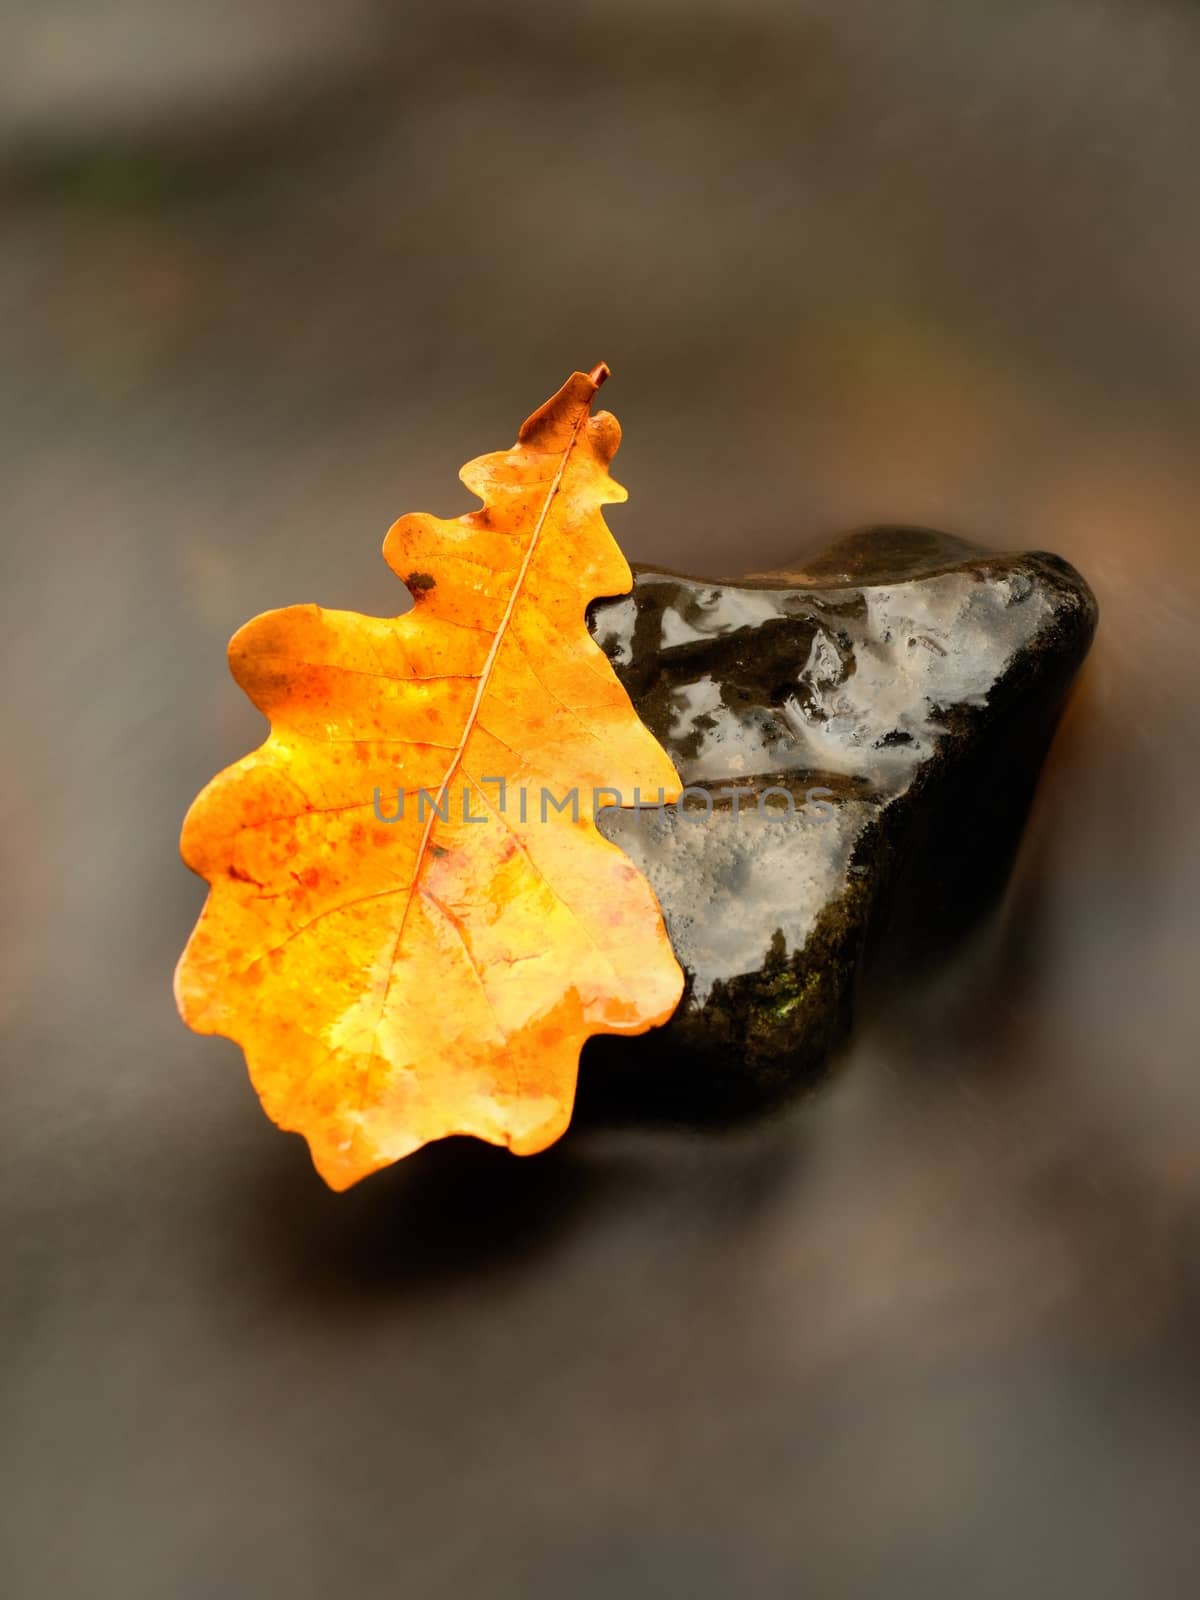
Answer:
518;366;611;446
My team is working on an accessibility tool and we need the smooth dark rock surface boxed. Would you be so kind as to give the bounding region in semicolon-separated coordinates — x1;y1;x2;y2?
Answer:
582;527;1098;1115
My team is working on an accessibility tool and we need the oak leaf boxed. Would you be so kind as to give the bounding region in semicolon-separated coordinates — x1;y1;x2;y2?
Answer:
175;366;684;1189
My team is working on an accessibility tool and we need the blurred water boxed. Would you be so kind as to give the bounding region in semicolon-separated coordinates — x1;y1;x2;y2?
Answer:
3;4;1200;1596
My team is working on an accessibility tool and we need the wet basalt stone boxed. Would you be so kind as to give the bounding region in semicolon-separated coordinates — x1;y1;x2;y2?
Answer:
578;526;1098;1120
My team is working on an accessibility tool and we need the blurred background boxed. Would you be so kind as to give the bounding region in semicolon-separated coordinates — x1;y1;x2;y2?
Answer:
3;2;1200;1595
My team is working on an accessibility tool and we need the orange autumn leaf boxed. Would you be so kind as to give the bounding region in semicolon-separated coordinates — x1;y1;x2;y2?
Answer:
175;365;684;1189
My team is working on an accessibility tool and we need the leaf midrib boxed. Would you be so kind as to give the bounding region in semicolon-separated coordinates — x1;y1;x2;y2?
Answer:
381;399;592;975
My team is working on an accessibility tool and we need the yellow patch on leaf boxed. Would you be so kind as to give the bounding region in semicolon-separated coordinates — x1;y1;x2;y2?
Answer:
175;366;683;1188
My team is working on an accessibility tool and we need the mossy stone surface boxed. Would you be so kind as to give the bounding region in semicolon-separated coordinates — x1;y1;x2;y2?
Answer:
580;526;1098;1118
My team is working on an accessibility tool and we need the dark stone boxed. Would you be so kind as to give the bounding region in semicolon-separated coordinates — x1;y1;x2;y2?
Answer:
578;526;1098;1120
